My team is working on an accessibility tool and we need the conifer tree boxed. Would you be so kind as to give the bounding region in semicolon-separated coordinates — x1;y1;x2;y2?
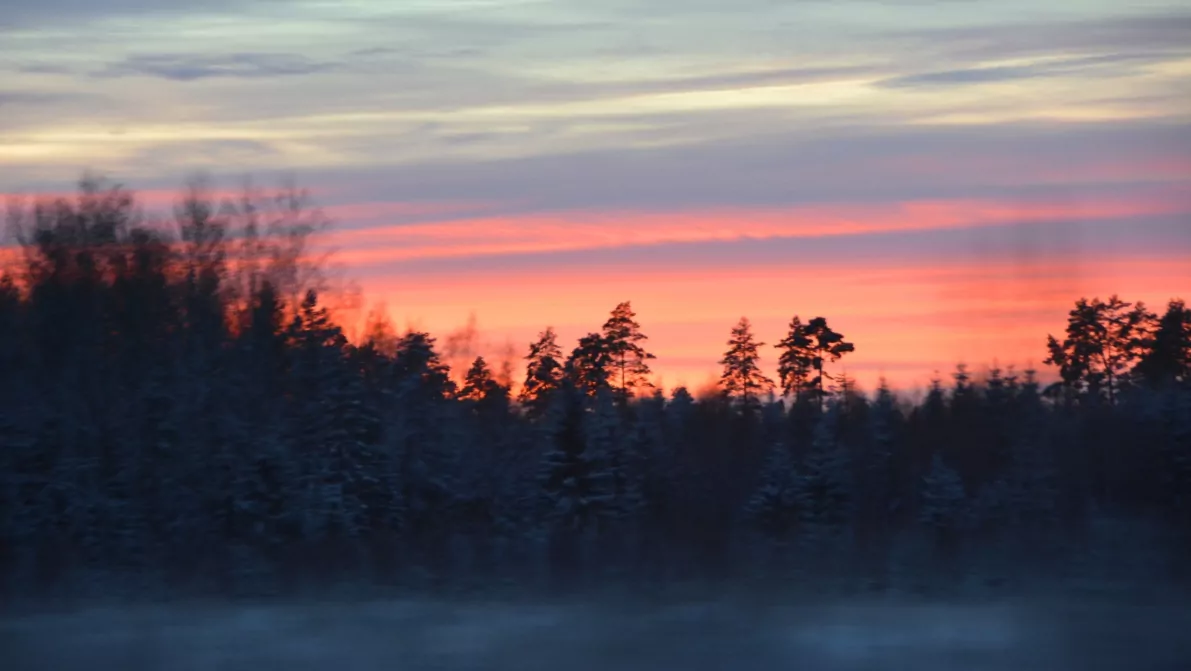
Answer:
520;327;564;417
1045;295;1154;404
567;332;613;397
796;406;854;544
919;453;968;547
775;315;854;409
538;387;616;542
1135;299;1191;387
600;301;656;403
460;356;511;421
719;317;774;413
744;441;800;537
393;330;455;399
460;356;497;402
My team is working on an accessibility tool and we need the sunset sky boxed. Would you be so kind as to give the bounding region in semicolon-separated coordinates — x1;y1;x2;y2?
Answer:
2;0;1189;394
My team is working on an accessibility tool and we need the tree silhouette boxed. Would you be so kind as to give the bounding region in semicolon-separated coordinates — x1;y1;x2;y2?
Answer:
1135;299;1191;387
1045;295;1153;404
601;301;656;404
719;317;774;413
393;330;455;399
1;178;1188;602
776;316;814;401
460;356;497;402
460;355;511;420
775;315;854;409
567;332;613;397
520;326;565;418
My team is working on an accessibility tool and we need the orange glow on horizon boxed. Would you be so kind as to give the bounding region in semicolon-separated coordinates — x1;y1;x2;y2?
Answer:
354;253;1189;395
3;186;1187;397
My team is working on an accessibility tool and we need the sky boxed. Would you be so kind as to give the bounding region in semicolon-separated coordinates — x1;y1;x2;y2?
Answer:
1;0;1189;393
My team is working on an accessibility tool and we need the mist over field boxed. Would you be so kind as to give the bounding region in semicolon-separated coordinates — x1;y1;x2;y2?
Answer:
4;590;1190;671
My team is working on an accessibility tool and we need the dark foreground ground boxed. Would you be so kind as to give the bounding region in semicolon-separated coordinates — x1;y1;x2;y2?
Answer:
3;591;1189;671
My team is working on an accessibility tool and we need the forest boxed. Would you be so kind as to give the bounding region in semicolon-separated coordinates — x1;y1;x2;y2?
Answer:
0;179;1188;603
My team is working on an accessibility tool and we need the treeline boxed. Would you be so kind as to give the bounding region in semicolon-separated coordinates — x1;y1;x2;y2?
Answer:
0;181;1188;600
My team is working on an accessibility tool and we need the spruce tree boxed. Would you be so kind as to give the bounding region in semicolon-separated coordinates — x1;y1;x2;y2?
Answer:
744;441;800;538
796;406;854;546
919;453;968;555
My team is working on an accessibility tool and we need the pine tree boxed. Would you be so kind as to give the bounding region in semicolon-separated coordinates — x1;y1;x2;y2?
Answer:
719;317;774;414
1135;299;1191;387
567;332;613;397
600;301;656;403
1045;295;1154;405
775;315;854;409
776;316;814;401
520;327;564;417
393;330;456;398
460;356;511;424
460;356;496;402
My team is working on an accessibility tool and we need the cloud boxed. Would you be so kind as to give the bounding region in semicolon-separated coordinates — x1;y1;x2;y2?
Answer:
877;52;1176;89
0;91;77;106
7;108;1186;218
95;52;339;81
282;119;1191;219
882;64;1073;88
0;0;281;29
883;12;1191;63
343;215;1191;322
322;193;1183;265
317;190;1189;282
557;65;878;98
13;64;77;76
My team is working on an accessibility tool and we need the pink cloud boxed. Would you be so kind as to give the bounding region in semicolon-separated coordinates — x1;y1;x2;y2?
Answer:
317;190;1189;266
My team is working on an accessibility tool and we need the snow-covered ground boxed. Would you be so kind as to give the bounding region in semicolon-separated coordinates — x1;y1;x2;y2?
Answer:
3;596;1188;670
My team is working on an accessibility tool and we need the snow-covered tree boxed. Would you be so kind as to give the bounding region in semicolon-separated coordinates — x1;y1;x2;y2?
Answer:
919;453;968;555
795;407;854;546
744;441;800;538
